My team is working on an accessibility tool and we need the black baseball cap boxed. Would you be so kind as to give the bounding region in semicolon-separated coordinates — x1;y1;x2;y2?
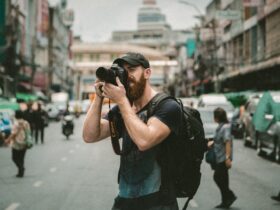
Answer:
113;52;150;68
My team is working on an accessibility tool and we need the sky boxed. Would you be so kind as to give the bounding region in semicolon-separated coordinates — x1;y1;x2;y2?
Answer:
66;0;212;42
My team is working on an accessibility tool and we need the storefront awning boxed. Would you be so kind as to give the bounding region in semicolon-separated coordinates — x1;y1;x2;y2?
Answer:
16;93;38;102
0;98;19;110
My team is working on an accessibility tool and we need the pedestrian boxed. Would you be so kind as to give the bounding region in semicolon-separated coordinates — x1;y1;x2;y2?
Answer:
271;191;280;202
33;103;47;144
5;110;30;178
211;107;237;208
23;102;34;138
83;52;181;210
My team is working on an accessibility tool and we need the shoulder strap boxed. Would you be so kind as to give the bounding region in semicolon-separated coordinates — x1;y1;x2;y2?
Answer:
147;93;175;118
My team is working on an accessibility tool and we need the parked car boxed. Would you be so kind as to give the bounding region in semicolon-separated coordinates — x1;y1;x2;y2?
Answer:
46;104;61;121
198;94;235;120
197;107;217;140
179;97;198;109
255;92;280;163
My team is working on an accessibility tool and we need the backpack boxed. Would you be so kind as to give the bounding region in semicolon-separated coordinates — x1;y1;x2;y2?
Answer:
147;93;207;210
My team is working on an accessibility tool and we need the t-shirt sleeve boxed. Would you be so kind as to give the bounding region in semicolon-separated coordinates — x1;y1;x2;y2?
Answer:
223;125;232;142
151;99;181;135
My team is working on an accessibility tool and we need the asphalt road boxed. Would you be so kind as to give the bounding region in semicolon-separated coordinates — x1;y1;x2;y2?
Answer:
0;114;280;210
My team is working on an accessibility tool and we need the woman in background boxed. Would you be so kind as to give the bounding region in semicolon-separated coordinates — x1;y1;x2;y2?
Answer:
212;107;237;208
6;110;30;178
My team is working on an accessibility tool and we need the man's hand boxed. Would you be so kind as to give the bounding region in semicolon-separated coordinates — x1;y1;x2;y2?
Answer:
94;79;104;98
102;77;127;104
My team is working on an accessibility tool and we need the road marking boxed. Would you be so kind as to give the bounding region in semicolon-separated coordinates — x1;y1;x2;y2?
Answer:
5;203;20;210
69;150;75;154
61;157;68;162
33;181;43;187
49;167;57;173
190;199;198;208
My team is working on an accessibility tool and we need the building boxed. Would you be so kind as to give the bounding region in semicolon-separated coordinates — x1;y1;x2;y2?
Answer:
220;0;280;92
191;0;280;94
71;38;176;100
112;0;195;97
48;0;74;97
0;0;73;100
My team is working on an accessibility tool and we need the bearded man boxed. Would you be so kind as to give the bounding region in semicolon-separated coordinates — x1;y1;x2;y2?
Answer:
83;52;181;210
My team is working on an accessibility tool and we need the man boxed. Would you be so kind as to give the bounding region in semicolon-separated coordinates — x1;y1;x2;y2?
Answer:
33;103;47;144
23;102;34;137
83;52;181;210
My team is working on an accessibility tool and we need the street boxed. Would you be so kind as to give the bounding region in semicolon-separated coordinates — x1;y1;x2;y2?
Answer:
0;114;280;210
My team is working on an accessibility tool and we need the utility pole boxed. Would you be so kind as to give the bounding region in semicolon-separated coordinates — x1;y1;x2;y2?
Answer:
47;7;54;99
210;20;220;92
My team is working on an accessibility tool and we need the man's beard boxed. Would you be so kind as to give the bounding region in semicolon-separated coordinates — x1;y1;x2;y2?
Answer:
128;73;146;101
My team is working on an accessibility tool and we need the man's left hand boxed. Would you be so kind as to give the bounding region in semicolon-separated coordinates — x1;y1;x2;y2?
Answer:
102;77;127;104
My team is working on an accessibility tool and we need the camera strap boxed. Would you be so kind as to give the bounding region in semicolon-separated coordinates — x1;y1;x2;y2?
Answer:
108;101;122;155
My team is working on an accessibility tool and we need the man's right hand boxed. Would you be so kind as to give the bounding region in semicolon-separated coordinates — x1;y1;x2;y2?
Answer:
94;79;104;98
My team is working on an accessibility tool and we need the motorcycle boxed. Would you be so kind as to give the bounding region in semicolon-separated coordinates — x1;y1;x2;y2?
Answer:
62;115;74;139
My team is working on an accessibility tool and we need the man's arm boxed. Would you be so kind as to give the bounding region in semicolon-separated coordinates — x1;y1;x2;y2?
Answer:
82;95;110;143
119;98;171;151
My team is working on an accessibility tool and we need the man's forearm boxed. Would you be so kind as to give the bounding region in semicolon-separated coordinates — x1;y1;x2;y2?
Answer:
83;96;104;142
117;98;154;151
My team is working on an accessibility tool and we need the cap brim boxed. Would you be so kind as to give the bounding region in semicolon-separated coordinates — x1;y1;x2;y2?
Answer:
113;57;141;67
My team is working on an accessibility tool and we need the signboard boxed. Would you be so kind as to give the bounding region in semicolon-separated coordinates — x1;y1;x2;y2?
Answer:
243;0;260;7
216;10;241;20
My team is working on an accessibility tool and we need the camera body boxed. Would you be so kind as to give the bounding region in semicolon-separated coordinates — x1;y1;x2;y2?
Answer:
96;64;129;91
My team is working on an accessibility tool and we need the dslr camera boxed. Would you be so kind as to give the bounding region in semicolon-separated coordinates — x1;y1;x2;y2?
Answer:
96;64;129;91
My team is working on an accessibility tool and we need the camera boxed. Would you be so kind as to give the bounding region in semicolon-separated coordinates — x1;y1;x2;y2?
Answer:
96;64;129;89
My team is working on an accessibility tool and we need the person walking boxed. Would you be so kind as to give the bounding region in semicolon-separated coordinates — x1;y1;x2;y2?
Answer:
212;107;237;208
83;52;181;210
23;102;34;138
33;103;47;144
5;110;30;177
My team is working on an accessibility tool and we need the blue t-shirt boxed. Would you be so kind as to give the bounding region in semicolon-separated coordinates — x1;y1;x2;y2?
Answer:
214;123;233;163
106;97;181;198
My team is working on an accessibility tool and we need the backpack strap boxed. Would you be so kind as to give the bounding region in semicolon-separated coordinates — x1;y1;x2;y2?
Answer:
147;93;175;118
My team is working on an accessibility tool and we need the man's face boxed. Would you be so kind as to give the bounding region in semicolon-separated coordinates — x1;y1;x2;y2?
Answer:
124;64;147;101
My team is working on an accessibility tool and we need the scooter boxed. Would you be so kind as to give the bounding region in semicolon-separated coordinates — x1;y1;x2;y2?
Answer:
62;115;74;139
